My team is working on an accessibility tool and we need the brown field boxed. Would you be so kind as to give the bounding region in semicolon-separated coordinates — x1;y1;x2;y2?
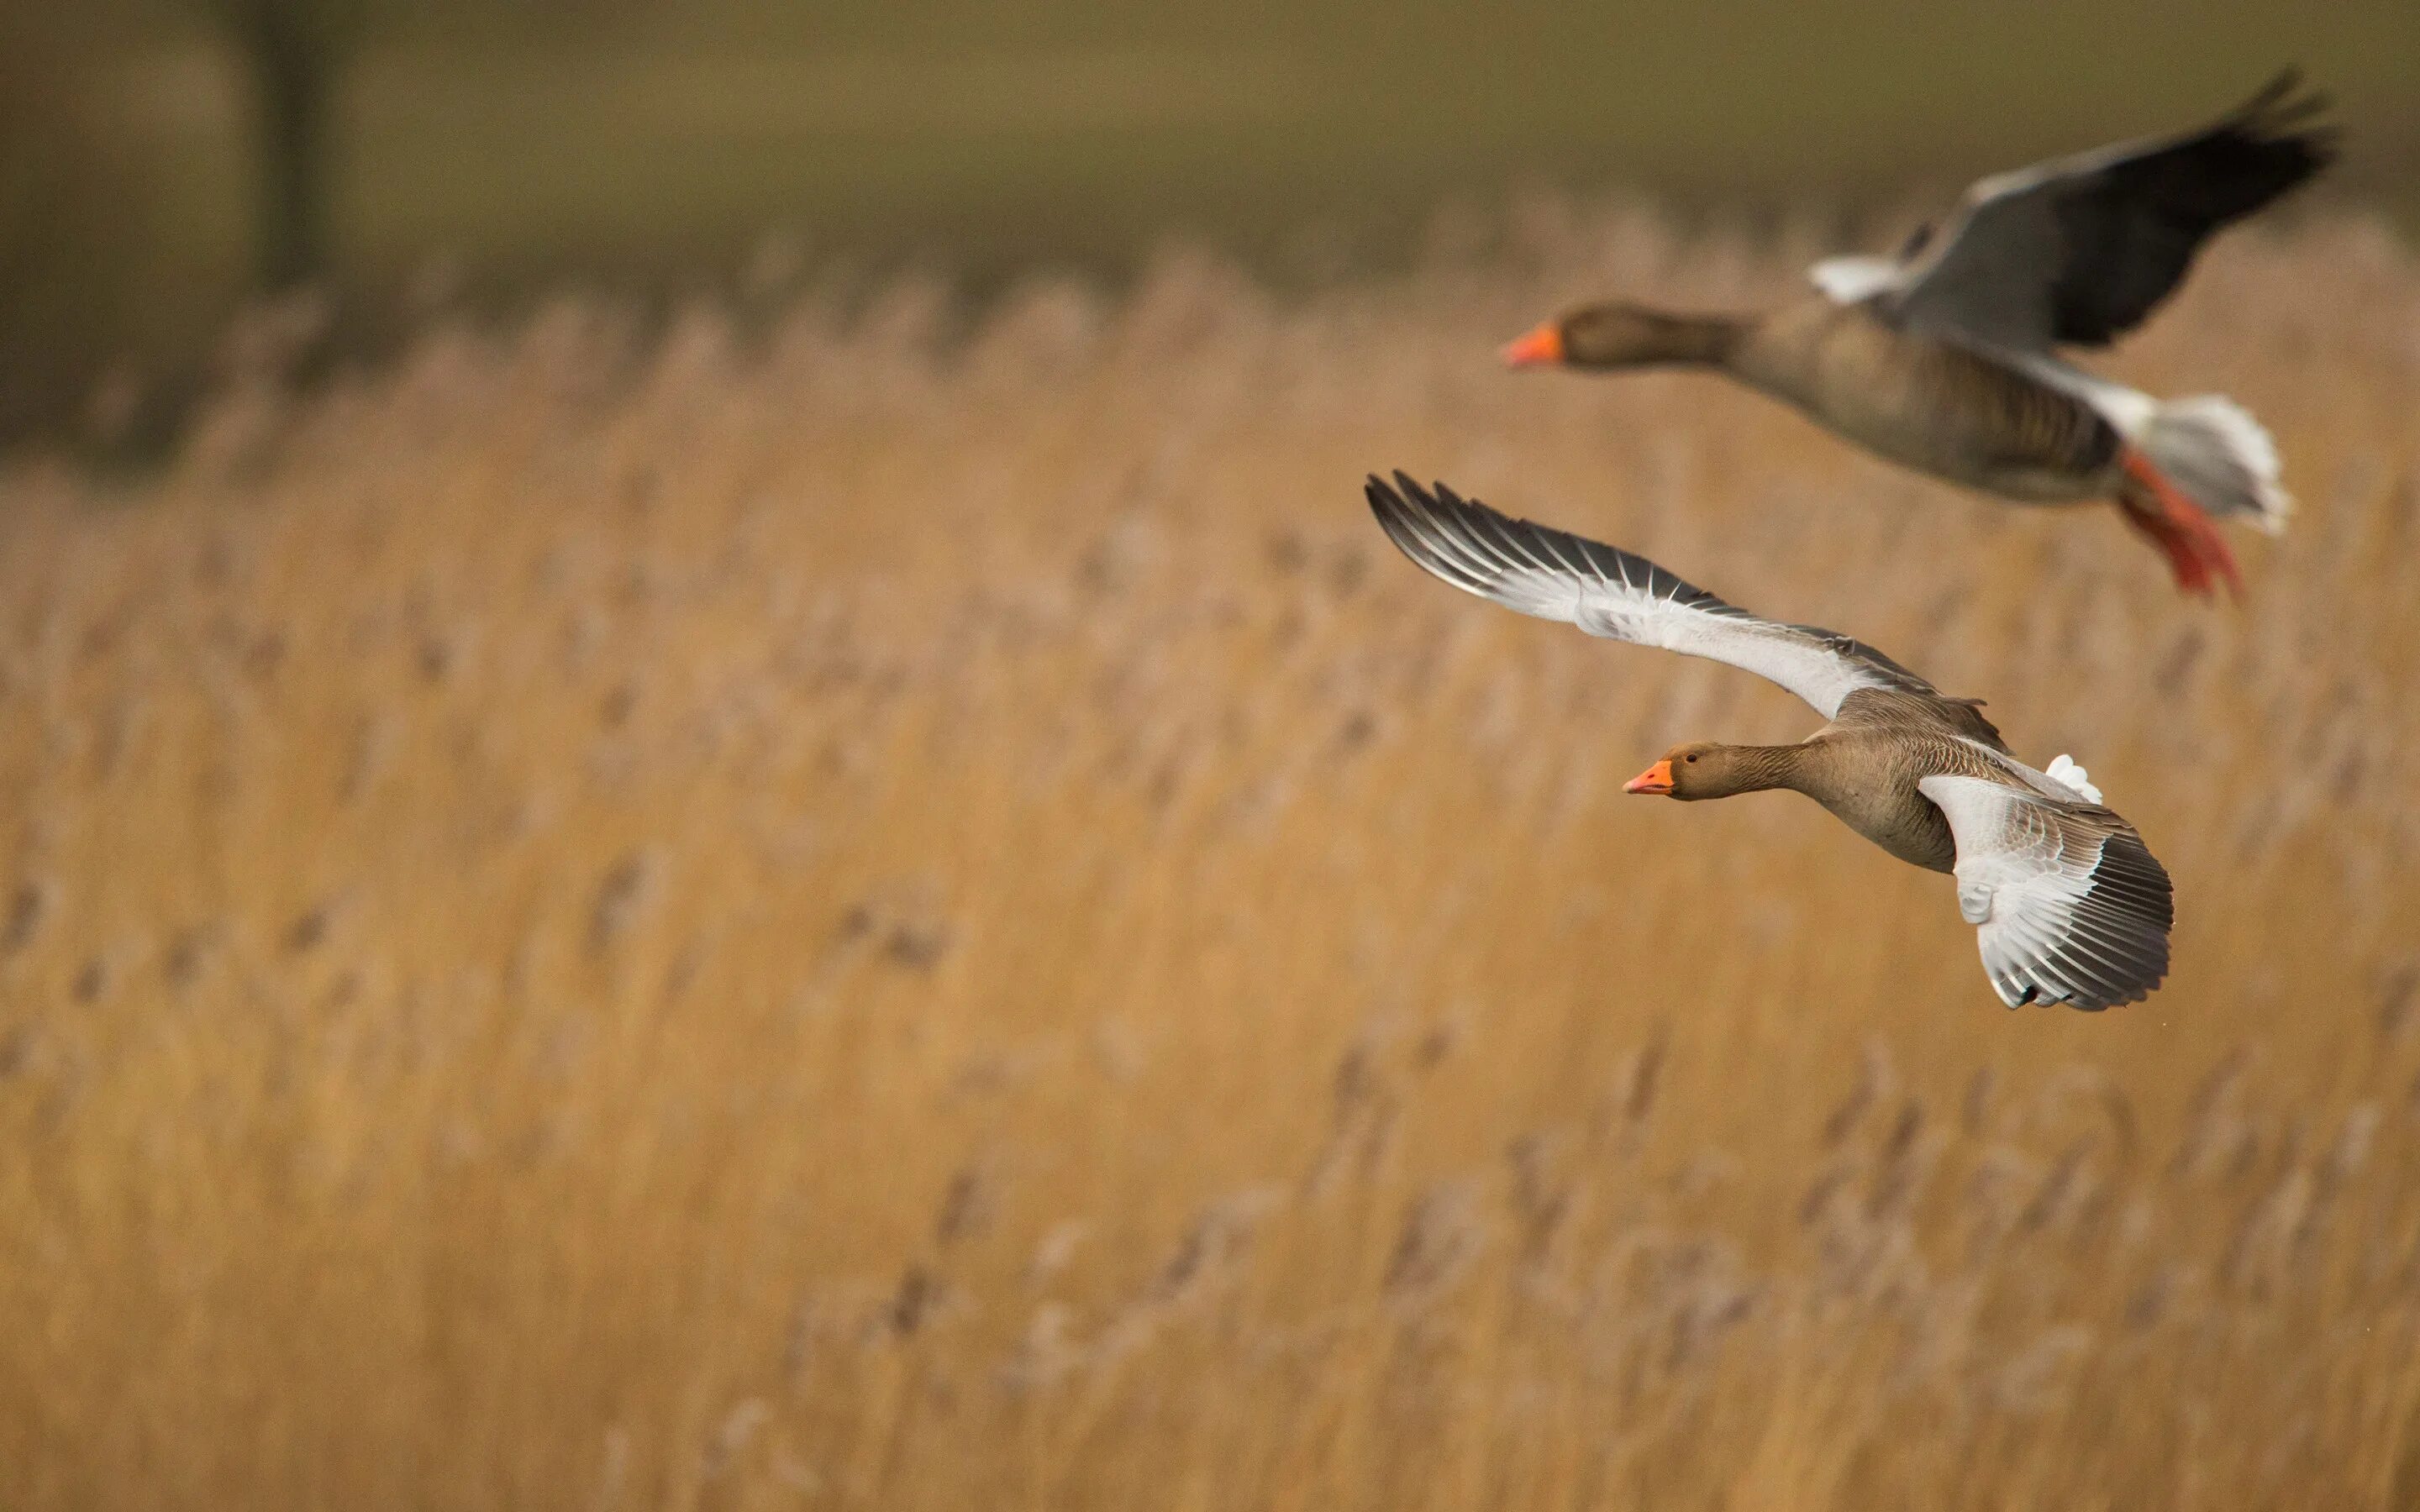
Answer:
3;205;2418;1509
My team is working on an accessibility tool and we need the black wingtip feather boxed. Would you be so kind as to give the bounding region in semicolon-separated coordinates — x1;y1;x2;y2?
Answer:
1367;473;1504;599
1364;470;1729;610
2237;74;2341;175
2231;67;2329;131
2041;71;2337;347
2037;827;2175;1011
2217;66;2339;178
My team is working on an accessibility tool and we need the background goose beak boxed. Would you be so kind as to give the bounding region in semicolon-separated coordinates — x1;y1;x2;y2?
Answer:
1623;759;1676;795
1501;323;1565;368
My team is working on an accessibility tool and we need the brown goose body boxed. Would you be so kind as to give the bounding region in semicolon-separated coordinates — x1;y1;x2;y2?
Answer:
1728;299;2121;503
1366;475;2176;1011
1552;301;2123;503
1716;691;2011;873
1505;72;2337;596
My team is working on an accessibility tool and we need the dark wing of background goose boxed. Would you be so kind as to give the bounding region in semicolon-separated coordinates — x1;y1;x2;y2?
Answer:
1876;70;2338;350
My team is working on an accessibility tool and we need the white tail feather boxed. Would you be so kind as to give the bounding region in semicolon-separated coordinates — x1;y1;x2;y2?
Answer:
2044;754;2101;804
2139;395;2292;535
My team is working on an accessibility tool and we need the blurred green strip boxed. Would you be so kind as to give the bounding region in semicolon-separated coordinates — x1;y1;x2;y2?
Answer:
39;3;2420;397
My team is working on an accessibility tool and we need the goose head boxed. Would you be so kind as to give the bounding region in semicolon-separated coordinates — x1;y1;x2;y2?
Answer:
1503;303;1736;370
1623;743;1785;801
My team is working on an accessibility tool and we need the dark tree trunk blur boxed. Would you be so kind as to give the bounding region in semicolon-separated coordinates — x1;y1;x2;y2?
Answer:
251;14;329;288
213;0;356;291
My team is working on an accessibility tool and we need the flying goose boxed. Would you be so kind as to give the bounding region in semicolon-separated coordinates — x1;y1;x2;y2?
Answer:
1502;71;2336;597
1367;473;2173;1010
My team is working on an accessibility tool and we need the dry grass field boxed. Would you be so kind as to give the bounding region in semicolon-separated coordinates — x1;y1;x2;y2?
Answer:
3;205;2418;1509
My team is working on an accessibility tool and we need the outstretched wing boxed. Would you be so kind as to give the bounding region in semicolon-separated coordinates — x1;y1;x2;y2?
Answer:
1365;472;1938;719
1822;71;2334;349
1918;774;2174;1011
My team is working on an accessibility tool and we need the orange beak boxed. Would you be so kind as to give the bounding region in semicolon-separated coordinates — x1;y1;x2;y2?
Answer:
1501;323;1565;369
1623;759;1675;795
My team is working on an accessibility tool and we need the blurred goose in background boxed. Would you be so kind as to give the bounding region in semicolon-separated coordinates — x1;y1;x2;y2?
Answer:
1503;71;2337;597
1367;473;2173;1010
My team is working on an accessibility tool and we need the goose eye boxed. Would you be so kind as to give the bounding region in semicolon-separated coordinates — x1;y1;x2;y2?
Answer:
1685;753;1698;764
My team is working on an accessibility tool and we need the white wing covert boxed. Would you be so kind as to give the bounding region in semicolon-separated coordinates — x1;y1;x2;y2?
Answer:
1918;774;2172;1011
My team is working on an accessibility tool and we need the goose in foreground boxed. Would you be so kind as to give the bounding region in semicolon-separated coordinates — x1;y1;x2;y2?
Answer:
1503;71;2336;598
1367;473;2173;1010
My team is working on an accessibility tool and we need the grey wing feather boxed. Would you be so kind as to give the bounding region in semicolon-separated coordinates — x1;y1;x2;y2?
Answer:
1366;473;1937;718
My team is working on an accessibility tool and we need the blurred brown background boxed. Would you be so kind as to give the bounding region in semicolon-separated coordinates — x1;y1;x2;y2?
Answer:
6;5;2420;1509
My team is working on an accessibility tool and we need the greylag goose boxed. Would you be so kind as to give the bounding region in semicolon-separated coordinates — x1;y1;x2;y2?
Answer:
1367;473;2173;1010
1503;71;2335;598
